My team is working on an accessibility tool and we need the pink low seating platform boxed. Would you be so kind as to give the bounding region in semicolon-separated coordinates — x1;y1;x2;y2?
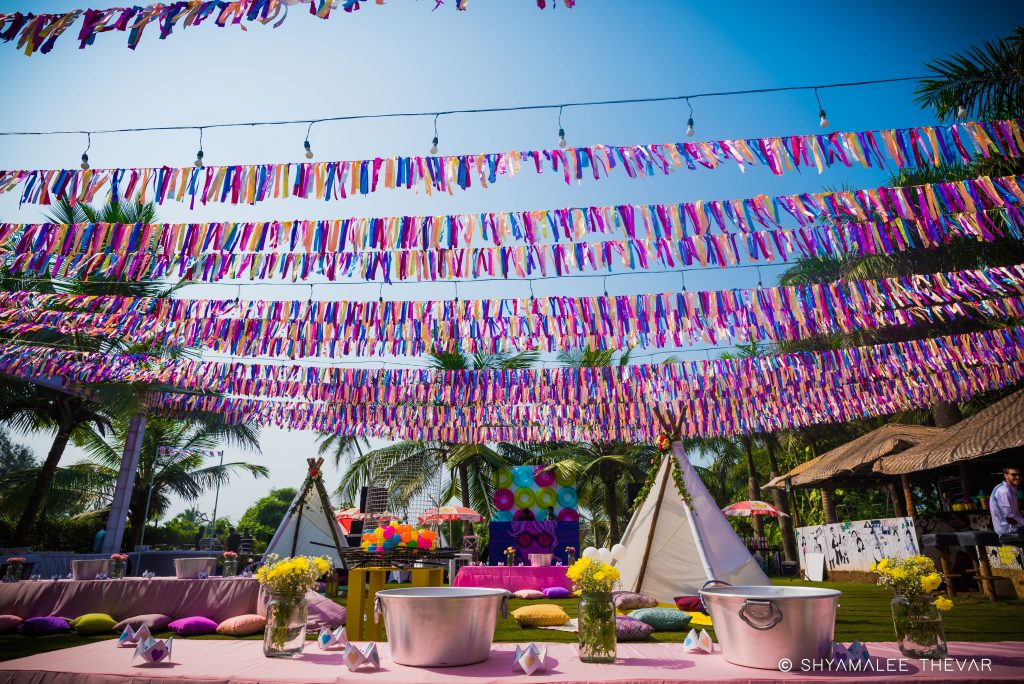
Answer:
0;578;343;629
0;640;1021;684
452;565;572;592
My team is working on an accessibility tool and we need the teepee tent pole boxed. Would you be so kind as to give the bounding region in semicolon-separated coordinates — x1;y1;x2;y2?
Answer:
634;455;671;592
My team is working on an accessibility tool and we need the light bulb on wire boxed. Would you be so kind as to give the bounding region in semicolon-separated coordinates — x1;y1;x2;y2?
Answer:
429;136;439;155
194;149;204;168
80;132;91;170
304;140;314;160
558;127;567;148
686;117;695;137
956;103;968;118
814;88;829;129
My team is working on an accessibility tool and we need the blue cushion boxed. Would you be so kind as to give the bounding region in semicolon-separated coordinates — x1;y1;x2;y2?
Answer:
542;586;571;598
18;616;71;636
628;607;692;631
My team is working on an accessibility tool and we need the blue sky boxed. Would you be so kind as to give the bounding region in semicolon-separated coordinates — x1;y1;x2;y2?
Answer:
2;0;1022;521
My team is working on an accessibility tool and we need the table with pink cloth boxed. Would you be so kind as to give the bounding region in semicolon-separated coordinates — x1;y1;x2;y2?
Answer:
1;640;1021;684
452;565;571;592
0;578;344;629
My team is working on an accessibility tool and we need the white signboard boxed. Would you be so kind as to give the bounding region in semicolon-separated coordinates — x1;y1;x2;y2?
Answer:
796;517;919;574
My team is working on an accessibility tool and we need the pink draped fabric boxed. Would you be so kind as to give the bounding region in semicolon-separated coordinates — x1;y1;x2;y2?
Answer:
0;578;344;629
1;640;1021;684
452;566;571;592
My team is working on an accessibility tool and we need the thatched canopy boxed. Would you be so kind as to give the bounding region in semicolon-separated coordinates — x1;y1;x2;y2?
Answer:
764;424;942;489
875;389;1024;476
763;455;823;489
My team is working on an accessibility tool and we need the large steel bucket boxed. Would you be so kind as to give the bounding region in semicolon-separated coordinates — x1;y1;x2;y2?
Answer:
375;587;508;667
700;585;840;669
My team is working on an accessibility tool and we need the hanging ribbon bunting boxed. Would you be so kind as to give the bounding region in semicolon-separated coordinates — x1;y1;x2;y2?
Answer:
2;264;1023;357
2;120;1020;207
0;1;572;56
0;326;1021;441
2;172;1022;282
1;325;1021;409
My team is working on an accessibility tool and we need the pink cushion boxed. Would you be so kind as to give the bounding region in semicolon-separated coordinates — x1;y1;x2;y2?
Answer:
216;614;266;636
512;589;545;600
112;614;172;632
0;615;23;633
18;616;71;636
167;616;218;636
542;586;572;599
674;596;704;612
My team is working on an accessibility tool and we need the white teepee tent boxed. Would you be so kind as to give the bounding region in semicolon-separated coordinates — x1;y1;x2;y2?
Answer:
263;458;348;566
615;442;768;604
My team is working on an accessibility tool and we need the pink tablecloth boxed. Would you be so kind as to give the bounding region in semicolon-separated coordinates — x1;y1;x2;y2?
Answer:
0;640;1021;684
0;578;344;629
452;566;571;592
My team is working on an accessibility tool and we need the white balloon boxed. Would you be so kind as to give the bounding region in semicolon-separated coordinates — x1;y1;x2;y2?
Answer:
581;546;598;559
597;548;612;563
610;544;626;561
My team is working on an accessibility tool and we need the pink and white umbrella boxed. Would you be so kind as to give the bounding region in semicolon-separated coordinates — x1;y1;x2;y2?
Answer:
721;500;790;518
418;505;483;524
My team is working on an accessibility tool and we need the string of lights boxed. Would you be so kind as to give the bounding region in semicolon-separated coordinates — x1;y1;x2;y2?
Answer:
0;74;956;162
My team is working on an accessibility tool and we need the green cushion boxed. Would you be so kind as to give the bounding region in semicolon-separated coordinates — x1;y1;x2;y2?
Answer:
71;613;117;635
628;607;692;632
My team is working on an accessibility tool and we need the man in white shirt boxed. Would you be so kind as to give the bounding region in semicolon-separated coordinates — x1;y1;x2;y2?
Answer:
990;467;1023;535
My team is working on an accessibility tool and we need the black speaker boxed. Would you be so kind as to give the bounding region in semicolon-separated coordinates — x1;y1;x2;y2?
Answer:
626;482;643;509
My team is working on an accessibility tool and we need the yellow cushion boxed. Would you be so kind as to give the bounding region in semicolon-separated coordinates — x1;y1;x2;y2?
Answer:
684;611;713;627
216;614;266;636
70;613;117;635
511;604;569;627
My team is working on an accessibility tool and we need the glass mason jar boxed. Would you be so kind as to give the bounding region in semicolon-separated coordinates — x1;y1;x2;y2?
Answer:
506;555;515;567
223;558;238;577
3;561;23;583
109;559;127;579
577;592;616;663
891;594;947;659
263;592;308;658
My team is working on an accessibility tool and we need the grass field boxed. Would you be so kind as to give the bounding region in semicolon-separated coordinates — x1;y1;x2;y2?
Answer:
1;579;1021;662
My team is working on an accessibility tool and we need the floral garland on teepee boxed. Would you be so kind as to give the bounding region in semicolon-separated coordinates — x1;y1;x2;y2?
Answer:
629;433;691;512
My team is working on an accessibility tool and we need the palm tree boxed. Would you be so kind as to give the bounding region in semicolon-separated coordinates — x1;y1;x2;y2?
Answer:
0;199;200;546
0;415;266;546
316;434;369;471
545;347;657;545
914;27;1024;122
334;349;538;538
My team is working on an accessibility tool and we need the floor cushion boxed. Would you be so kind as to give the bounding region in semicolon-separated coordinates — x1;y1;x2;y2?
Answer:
615;615;654;641
0;615;23;633
70;613;117;635
613;591;658;610
112;614;172;632
511;604;570;627
216;614;266;636
629;607;692;631
18;617;71;637
674;596;704;612
542;586;572;599
512;589;545;600
168;616;218;636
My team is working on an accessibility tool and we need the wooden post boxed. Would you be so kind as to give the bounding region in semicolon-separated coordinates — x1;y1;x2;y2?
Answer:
901;475;916;518
958;463;975;499
102;414;147;554
888;482;907;518
634;456;671;593
820;488;838;524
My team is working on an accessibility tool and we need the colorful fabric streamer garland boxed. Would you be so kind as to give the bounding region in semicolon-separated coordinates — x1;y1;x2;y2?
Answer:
1;326;1021;441
3;173;1022;282
3;208;1018;283
2;264;1023;357
1;325;1020;408
0;1;572;56
2;120;1020;207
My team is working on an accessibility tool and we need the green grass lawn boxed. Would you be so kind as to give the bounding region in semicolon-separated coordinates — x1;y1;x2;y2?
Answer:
2;579;1021;663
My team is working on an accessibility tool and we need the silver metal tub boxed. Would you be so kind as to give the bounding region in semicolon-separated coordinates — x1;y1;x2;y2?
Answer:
700;585;841;670
375;587;508;667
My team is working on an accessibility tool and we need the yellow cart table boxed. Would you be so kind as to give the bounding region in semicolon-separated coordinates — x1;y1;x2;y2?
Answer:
345;566;444;640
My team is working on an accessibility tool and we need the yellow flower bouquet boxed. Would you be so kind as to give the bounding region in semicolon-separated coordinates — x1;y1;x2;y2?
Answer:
871;555;951;659
256;554;333;657
566;556;620;594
